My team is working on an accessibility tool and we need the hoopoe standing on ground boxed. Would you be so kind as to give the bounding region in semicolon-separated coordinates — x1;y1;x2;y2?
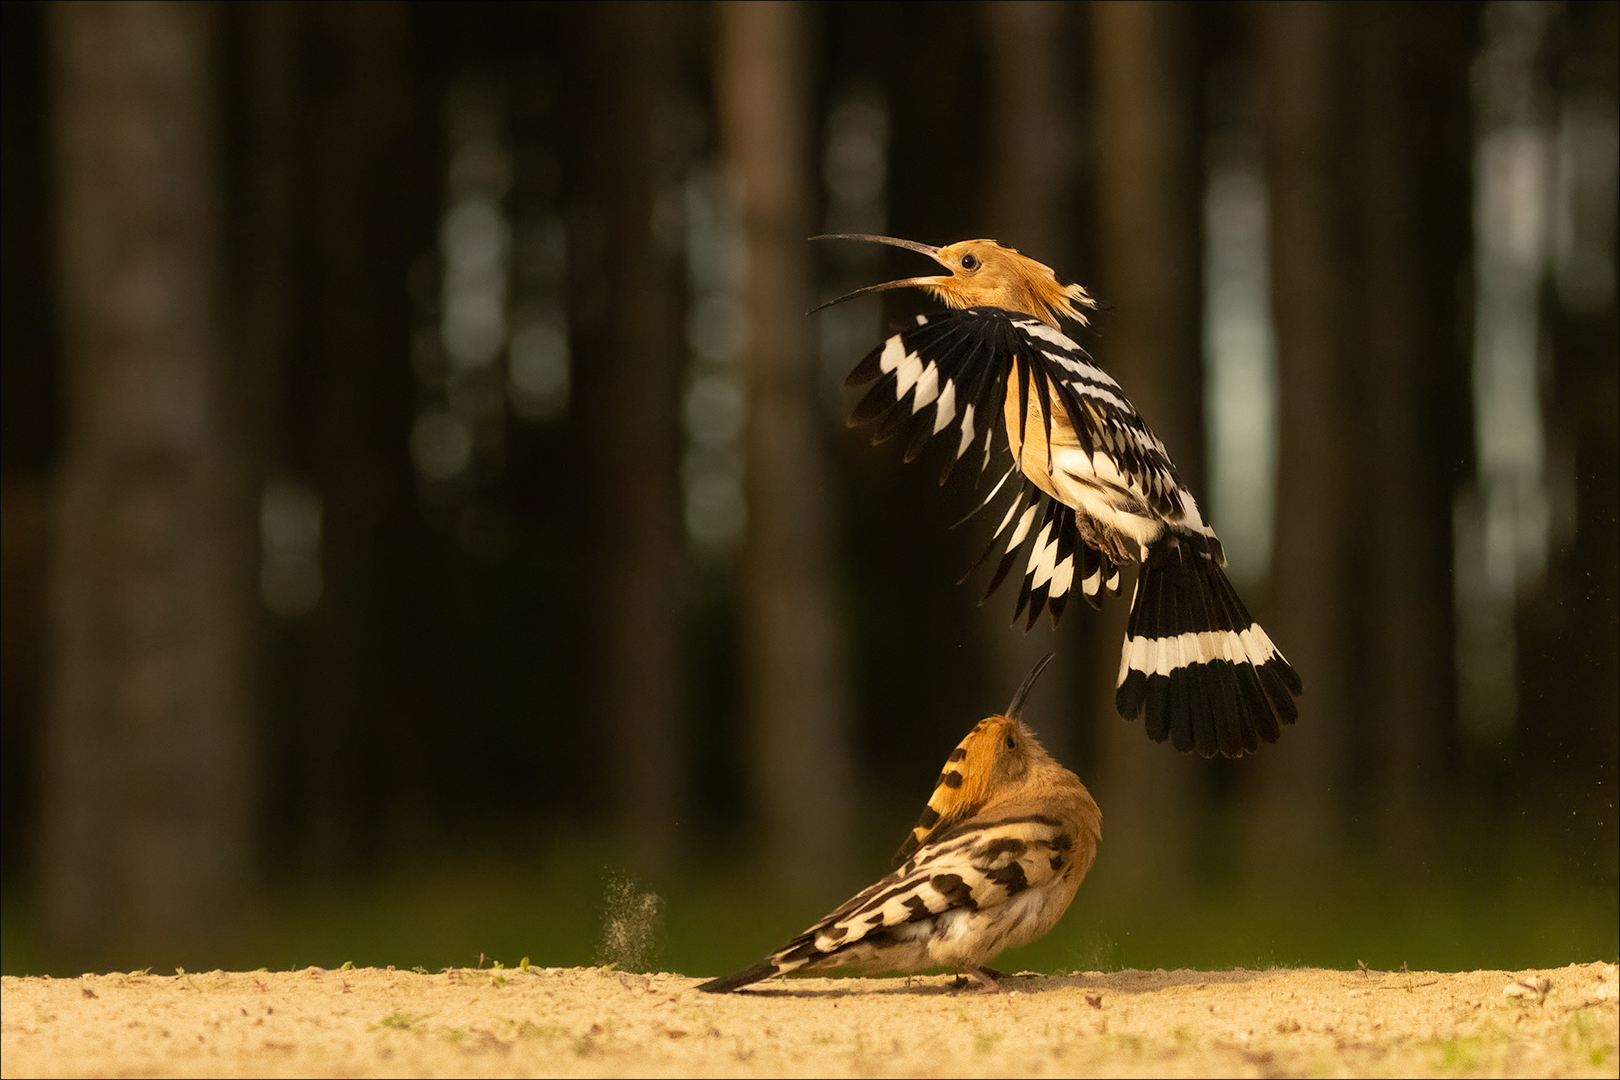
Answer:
816;234;1302;758
698;654;1099;993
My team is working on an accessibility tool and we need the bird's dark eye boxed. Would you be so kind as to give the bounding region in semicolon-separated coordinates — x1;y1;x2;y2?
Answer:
1005;735;1015;750
961;253;980;271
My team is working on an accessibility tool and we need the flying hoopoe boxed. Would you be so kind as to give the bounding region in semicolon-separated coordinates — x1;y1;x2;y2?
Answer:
698;653;1099;993
815;234;1302;758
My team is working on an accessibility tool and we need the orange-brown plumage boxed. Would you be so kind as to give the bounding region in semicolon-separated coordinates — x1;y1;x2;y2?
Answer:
698;654;1101;993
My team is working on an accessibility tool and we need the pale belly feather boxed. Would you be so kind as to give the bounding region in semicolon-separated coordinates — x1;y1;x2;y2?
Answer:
1003;382;1164;559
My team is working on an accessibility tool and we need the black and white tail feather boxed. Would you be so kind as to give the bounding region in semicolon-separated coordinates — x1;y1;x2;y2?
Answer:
845;305;1302;758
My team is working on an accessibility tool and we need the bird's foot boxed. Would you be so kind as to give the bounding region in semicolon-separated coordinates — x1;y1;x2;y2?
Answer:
961;966;1003;993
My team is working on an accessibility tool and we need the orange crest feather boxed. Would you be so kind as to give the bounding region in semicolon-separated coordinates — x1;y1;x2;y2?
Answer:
894;715;1014;864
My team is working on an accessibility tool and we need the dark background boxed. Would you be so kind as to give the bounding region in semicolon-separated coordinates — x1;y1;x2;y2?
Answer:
2;0;1615;978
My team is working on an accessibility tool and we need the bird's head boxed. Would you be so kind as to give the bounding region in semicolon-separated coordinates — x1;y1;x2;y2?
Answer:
813;234;1096;330
894;653;1065;863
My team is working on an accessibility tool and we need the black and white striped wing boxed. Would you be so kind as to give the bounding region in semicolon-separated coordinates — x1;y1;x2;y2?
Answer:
764;812;1071;976
846;307;1184;627
999;313;1185;519
844;309;1015;485
960;476;1124;629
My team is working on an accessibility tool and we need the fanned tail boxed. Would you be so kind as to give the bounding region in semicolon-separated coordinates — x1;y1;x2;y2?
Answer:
1114;532;1302;758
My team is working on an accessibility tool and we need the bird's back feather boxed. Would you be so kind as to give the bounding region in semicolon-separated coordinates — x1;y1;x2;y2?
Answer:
699;710;1099;992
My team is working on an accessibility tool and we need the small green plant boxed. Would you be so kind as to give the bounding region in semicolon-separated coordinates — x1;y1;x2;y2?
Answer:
1562;1007;1610;1067
1435;1036;1483;1071
1107;1032;1143;1053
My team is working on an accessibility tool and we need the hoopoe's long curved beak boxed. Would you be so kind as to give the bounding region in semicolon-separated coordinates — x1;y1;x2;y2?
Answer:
1005;652;1056;722
808;233;952;314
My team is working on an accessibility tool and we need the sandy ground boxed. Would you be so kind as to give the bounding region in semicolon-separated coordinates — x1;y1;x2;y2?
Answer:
2;962;1615;1078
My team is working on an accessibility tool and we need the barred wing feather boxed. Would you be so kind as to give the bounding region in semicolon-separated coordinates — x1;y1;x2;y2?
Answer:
765;813;1073;975
848;307;1185;625
846;310;1011;484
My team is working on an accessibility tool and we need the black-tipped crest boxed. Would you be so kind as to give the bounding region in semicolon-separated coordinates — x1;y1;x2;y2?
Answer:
1006;652;1056;721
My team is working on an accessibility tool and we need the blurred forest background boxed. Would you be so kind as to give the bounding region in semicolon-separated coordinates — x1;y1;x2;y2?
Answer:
2;0;1615;979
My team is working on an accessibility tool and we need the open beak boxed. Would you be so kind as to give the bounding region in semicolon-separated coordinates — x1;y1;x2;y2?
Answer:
809;234;952;314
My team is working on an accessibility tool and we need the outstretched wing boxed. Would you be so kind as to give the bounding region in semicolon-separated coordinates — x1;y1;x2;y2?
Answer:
847;306;1197;626
845;309;1014;485
965;478;1124;630
764;812;1075;976
846;309;1185;509
999;313;1186;519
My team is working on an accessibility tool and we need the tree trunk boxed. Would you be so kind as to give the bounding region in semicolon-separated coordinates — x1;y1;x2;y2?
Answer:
1352;6;1469;863
42;0;252;967
1521;0;1620;883
1248;2;1355;880
230;0;298;866
565;1;687;868
719;0;857;891
298;1;431;867
1090;0;1209;895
